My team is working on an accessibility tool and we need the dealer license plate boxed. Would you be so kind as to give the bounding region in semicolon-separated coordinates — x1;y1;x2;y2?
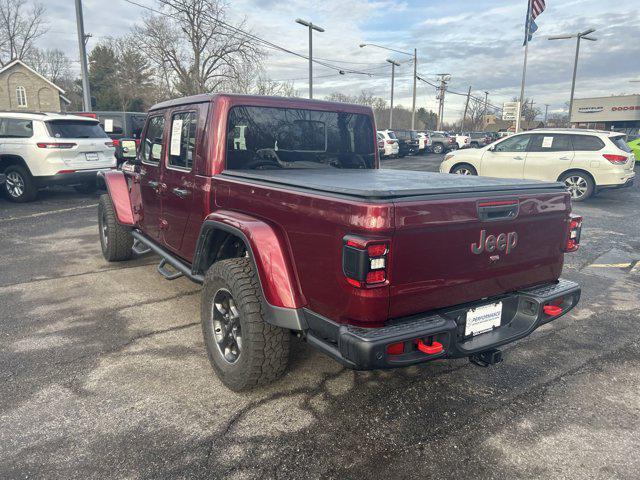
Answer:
465;302;502;337
85;152;99;161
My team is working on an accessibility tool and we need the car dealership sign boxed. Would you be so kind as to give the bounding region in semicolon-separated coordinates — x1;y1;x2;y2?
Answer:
572;95;640;122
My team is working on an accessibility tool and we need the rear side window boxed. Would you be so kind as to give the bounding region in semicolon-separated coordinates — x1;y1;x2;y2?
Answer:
611;135;632;153
142;115;165;164
0;118;33;138
571;135;604;151
47;120;108;139
168;111;197;170
528;134;572;152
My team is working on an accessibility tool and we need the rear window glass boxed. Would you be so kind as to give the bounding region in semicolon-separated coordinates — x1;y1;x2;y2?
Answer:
387;131;397;139
226;106;375;170
611;135;632;153
571;135;604;151
0;118;33;138
47;120;108;139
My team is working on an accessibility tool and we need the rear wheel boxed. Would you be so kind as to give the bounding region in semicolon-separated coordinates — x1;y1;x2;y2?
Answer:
98;194;134;261
451;163;477;175
432;143;444;154
559;171;594;202
3;165;37;202
201;257;290;391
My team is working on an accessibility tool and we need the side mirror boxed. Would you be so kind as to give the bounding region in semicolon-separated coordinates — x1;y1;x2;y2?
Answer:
119;139;140;165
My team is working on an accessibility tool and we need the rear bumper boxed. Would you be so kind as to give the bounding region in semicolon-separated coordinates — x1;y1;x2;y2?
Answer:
597;175;635;192
35;168;115;187
305;279;580;370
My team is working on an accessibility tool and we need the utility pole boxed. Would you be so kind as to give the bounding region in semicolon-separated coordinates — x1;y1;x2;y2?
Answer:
483;91;489;129
435;74;450;131
295;19;325;99
544;104;549;124
387;59;400;128
411;48;417;130
462;86;472;132
75;0;91;111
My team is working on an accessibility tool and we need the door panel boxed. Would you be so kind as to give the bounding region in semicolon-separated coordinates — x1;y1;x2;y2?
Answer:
480;134;532;179
139;114;166;241
161;107;203;253
525;134;574;181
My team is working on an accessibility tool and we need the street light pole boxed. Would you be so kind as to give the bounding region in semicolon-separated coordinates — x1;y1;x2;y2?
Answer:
360;43;416;128
548;28;597;124
296;18;325;99
75;0;92;111
387;59;400;128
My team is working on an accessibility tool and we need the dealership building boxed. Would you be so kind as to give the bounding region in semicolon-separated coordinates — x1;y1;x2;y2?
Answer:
571;94;640;134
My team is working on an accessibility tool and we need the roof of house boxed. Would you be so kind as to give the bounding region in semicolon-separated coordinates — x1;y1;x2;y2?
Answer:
0;59;66;95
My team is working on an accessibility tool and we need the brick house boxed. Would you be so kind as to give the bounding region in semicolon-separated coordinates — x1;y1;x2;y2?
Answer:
0;59;70;112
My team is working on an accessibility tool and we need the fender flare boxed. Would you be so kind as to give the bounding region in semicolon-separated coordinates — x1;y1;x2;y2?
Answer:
193;211;307;331
102;170;135;226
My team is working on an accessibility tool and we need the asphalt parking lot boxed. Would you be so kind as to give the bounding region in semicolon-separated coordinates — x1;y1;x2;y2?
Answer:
1;154;640;479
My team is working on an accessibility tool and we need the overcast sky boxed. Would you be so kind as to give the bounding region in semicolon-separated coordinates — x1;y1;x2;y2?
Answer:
42;0;640;121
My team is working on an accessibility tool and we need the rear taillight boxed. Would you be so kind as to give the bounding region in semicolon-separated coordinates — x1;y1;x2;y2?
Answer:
603;154;627;164
105;141;115;148
112;139;120;147
564;215;582;252
37;142;76;149
343;236;390;288
386;140;394;144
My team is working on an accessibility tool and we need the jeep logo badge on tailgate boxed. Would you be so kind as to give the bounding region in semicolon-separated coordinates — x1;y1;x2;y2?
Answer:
471;230;518;255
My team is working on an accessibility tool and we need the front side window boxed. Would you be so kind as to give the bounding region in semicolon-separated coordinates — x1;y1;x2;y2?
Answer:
142;115;165;164
0;118;33;138
529;134;572;152
16;86;27;107
46;120;109;139
226;106;375;170
494;134;531;152
168;111;197;170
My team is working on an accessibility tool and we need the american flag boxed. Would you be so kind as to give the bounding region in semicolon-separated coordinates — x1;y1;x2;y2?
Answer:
524;0;546;44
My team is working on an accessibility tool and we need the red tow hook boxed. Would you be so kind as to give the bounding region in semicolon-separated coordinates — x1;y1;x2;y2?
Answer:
416;339;444;355
543;305;563;316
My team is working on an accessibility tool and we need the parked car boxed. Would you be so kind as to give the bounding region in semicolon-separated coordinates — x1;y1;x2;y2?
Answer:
0;112;116;202
0;172;5;189
454;133;470;149
428;131;457;154
393;129;419;156
98;93;581;391
628;135;640;161
377;130;399;158
464;132;493;148
416;132;431;153
440;128;636;201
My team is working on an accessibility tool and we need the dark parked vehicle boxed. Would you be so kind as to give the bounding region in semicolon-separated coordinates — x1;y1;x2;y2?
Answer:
393;129;419;156
464;132;493;148
99;94;582;391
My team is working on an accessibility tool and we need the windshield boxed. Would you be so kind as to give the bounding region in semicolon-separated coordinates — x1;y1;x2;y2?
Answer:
226;106;375;170
47;120;109;139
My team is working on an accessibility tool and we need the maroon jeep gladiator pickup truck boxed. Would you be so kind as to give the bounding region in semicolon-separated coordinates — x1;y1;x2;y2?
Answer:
98;94;582;391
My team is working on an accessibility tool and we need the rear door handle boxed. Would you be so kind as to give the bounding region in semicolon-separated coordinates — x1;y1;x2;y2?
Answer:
513;156;525;160
172;187;190;198
559;156;571;160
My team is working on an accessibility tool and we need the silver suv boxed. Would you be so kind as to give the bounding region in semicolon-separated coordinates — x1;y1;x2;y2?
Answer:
0;112;116;202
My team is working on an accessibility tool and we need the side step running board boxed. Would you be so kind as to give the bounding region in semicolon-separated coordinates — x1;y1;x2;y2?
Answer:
131;230;204;284
132;239;152;255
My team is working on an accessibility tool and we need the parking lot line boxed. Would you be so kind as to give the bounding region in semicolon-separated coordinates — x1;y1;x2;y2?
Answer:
0;204;98;223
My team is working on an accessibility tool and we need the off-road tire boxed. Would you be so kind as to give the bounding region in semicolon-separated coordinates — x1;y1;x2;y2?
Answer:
3;165;37;202
201;257;290;391
98;194;134;261
432;143;444;154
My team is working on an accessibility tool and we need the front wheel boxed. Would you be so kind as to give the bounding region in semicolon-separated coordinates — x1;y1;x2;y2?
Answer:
559;171;594;202
98;194;134;261
201;258;290;391
432;143;444;154
451;164;478;175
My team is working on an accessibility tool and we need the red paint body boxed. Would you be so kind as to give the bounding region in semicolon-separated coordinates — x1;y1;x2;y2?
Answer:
110;94;573;328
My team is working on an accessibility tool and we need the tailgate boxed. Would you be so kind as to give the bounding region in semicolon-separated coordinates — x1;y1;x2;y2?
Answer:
388;191;570;319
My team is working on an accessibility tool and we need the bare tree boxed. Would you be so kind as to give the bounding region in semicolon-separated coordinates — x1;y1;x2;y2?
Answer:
25;48;71;84
134;0;261;96
0;0;47;66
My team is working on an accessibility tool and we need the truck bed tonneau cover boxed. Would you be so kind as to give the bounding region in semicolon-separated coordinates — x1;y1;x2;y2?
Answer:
223;169;564;199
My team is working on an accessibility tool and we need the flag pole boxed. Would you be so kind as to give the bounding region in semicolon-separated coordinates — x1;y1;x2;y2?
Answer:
516;0;531;133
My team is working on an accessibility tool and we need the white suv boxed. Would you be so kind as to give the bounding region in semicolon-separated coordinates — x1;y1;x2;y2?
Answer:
377;130;399;158
439;128;636;201
0;112;116;202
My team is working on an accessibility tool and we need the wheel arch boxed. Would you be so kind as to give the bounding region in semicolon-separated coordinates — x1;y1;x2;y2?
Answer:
0;154;30;174
557;168;596;186
449;162;478;174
